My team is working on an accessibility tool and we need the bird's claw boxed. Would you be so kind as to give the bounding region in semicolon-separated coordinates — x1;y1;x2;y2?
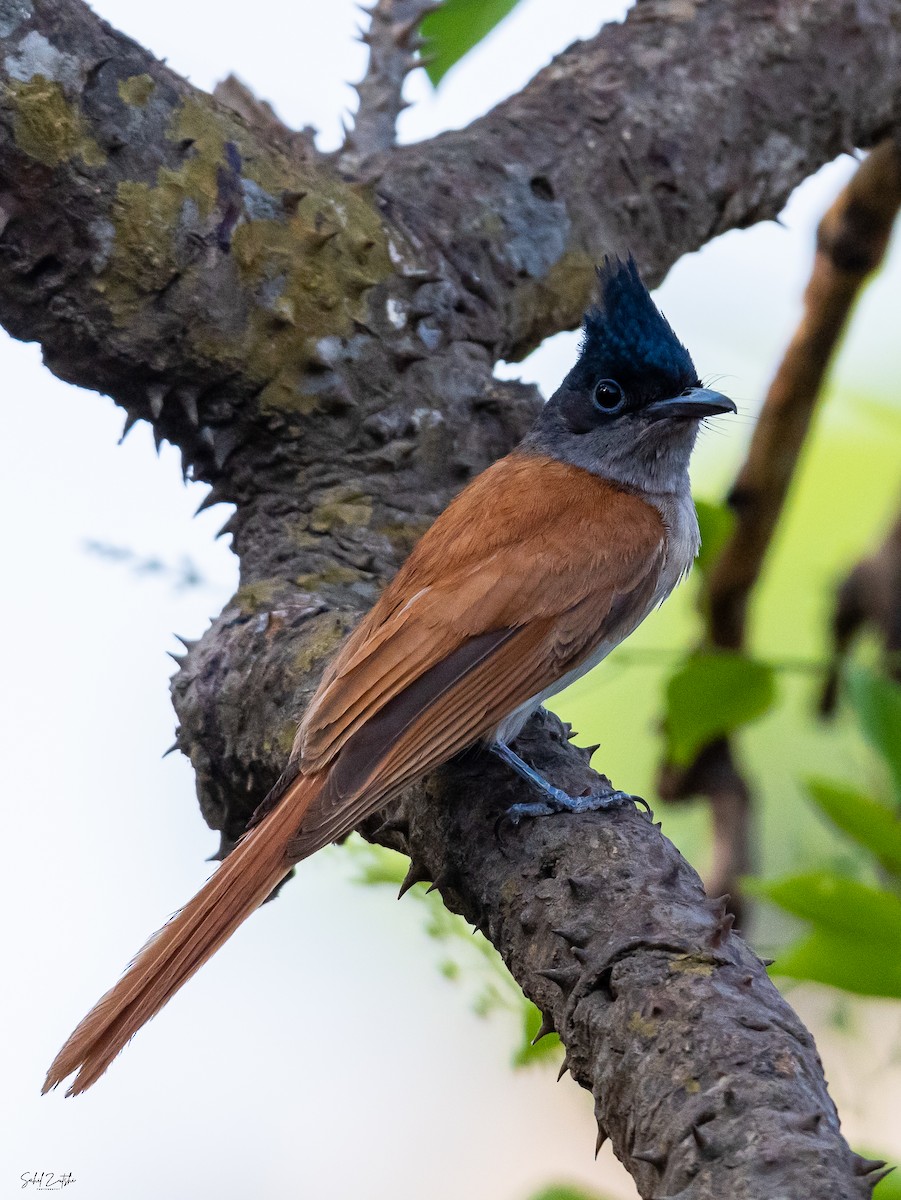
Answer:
503;787;652;827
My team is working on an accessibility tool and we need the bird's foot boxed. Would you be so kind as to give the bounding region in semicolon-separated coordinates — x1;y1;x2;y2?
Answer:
489;740;652;828
504;786;649;826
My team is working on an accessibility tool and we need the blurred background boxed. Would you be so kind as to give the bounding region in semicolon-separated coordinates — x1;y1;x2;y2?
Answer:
2;1;900;1197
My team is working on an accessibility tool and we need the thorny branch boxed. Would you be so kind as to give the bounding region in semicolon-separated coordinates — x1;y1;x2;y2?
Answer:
4;0;901;1194
659;141;901;916
339;0;439;173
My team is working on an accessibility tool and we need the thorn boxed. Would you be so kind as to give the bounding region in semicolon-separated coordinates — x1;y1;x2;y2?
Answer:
531;1015;555;1045
153;426;164;455
709;910;735;947
179;387;200;426
633;1147;667;1170
148;384;166;420
281;188;308;213
119;412;139;443
593;1096;609;1158
167;650;186;665
580;743;601;761
194;486;227;515
869;1166;896;1188
566;875;600;901
309;226;340;250
173;634;197;652
760;957;775;967
855;1156;888;1177
553;925;590;947
392;14;421;48
691;1122;717;1158
216;512;240;540
199;426;216;449
536;965;580;991
425;871;450;895
556;1055;571;1082
162;741;179;758
397;861;429;899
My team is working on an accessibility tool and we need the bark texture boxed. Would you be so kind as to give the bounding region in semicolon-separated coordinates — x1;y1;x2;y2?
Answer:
4;0;901;1194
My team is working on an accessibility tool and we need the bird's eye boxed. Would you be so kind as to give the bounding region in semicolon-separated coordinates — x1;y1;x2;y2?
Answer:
592;379;626;413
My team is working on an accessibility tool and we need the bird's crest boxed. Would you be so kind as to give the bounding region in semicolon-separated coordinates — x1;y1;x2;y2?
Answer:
579;255;697;394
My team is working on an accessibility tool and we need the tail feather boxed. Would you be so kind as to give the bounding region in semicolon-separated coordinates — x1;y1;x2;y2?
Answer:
43;771;324;1096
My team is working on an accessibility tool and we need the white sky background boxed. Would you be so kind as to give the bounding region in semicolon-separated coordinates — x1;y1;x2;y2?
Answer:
3;2;901;1199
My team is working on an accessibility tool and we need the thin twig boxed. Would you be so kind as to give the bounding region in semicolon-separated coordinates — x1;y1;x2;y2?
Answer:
340;0;439;173
659;140;901;916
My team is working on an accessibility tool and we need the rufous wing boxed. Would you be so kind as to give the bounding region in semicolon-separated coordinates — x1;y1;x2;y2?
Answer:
286;454;667;859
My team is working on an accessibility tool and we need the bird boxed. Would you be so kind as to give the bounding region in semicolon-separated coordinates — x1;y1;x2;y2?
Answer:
43;255;735;1096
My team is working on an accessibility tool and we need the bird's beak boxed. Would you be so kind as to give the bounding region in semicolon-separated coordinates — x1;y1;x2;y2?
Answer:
646;387;737;420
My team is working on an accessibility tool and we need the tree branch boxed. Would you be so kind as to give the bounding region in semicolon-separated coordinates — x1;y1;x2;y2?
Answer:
659;141;901;911
362;709;883;1198
339;0;438;174
4;0;901;1193
708;141;901;653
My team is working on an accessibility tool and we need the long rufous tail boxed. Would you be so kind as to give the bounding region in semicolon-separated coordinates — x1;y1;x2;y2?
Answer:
43;771;324;1096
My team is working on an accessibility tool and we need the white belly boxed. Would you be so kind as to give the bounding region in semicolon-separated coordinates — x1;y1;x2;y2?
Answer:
490;489;699;746
492;636;620;744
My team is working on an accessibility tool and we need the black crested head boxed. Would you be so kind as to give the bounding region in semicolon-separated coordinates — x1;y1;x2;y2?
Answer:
577;254;697;401
519;254;735;493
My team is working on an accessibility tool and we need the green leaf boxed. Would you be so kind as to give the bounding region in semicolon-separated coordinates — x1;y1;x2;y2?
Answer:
664;652;777;764
527;1187;609;1200
421;0;524;85
511;1002;561;1067
746;872;901;948
847;666;901;800
806;777;901;879
694;498;735;575
771;929;901;999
